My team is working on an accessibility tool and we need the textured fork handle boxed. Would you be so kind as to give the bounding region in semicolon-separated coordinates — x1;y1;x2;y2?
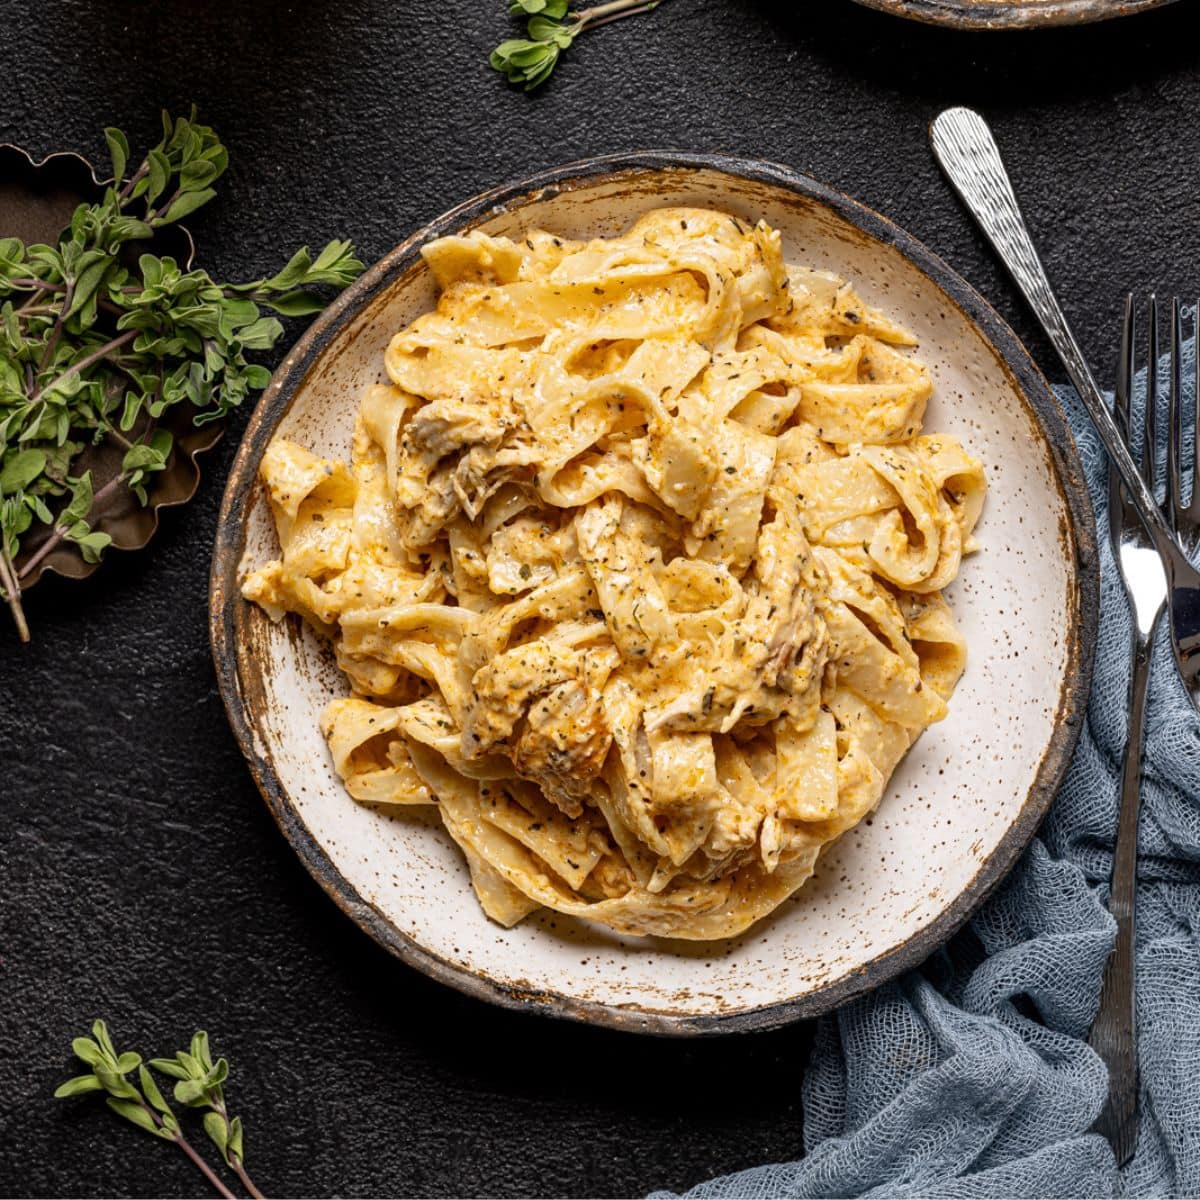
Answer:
1088;621;1154;1167
930;108;1172;552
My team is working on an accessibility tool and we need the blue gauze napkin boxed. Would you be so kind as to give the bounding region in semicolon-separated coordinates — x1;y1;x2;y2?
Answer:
656;371;1200;1200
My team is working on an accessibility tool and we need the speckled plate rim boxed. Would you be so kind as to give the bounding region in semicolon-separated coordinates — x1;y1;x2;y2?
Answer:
210;151;1099;1036
850;0;1177;28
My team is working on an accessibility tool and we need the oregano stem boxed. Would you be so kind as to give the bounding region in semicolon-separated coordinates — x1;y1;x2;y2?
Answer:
30;329;137;403
129;1095;237;1200
213;1097;265;1200
38;279;75;374
147;185;184;226
17;472;125;581
0;542;30;643
117;160;149;203
173;1132;239;1200
574;0;659;30
7;277;68;292
231;1153;265;1199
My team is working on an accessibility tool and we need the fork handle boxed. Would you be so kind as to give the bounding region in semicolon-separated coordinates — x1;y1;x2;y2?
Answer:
1088;621;1152;1167
930;108;1175;556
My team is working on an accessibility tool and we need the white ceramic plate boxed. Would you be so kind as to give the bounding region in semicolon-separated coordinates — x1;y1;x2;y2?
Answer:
211;155;1097;1035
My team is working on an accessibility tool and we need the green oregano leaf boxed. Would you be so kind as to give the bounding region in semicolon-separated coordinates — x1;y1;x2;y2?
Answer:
105;1097;159;1137
104;128;130;185
53;1074;104;1099
60;473;94;526
227;1115;245;1163
173;1078;207;1106
138;1066;172;1116
203;1111;229;1161
160;188;216;225
0;449;46;494
147;1057;190;1081
70;528;113;563
144;149;171;205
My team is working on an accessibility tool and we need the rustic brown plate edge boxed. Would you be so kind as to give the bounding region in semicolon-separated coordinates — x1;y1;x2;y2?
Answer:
850;0;1178;28
209;151;1099;1037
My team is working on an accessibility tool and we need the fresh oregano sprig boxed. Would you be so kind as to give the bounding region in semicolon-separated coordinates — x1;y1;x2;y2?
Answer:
149;1031;262;1200
0;110;364;642
490;0;662;90
55;1020;261;1199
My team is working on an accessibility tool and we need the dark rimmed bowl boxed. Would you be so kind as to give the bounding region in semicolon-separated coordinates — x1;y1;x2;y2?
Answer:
851;0;1177;29
210;153;1098;1036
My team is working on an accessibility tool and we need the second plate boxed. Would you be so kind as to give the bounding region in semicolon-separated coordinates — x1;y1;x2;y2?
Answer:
851;0;1177;29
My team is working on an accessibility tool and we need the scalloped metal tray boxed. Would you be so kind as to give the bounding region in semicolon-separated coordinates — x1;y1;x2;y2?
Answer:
0;143;223;590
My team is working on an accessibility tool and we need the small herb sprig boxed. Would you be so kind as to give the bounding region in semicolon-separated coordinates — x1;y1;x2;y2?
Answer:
0;110;363;642
490;0;661;90
55;1020;264;1199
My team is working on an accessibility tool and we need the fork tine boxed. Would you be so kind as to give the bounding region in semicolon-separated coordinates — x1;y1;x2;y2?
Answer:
1110;295;1135;552
1168;297;1183;528
1115;295;1134;433
1146;296;1160;503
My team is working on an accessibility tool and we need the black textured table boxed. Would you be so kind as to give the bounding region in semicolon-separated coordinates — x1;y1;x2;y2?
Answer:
3;2;1199;1196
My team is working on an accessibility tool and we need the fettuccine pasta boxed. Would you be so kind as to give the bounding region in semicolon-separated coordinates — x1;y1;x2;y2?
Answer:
243;207;986;940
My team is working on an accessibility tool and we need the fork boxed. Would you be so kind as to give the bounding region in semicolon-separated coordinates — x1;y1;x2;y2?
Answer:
1086;296;1169;1167
930;107;1200;712
1165;300;1200;573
